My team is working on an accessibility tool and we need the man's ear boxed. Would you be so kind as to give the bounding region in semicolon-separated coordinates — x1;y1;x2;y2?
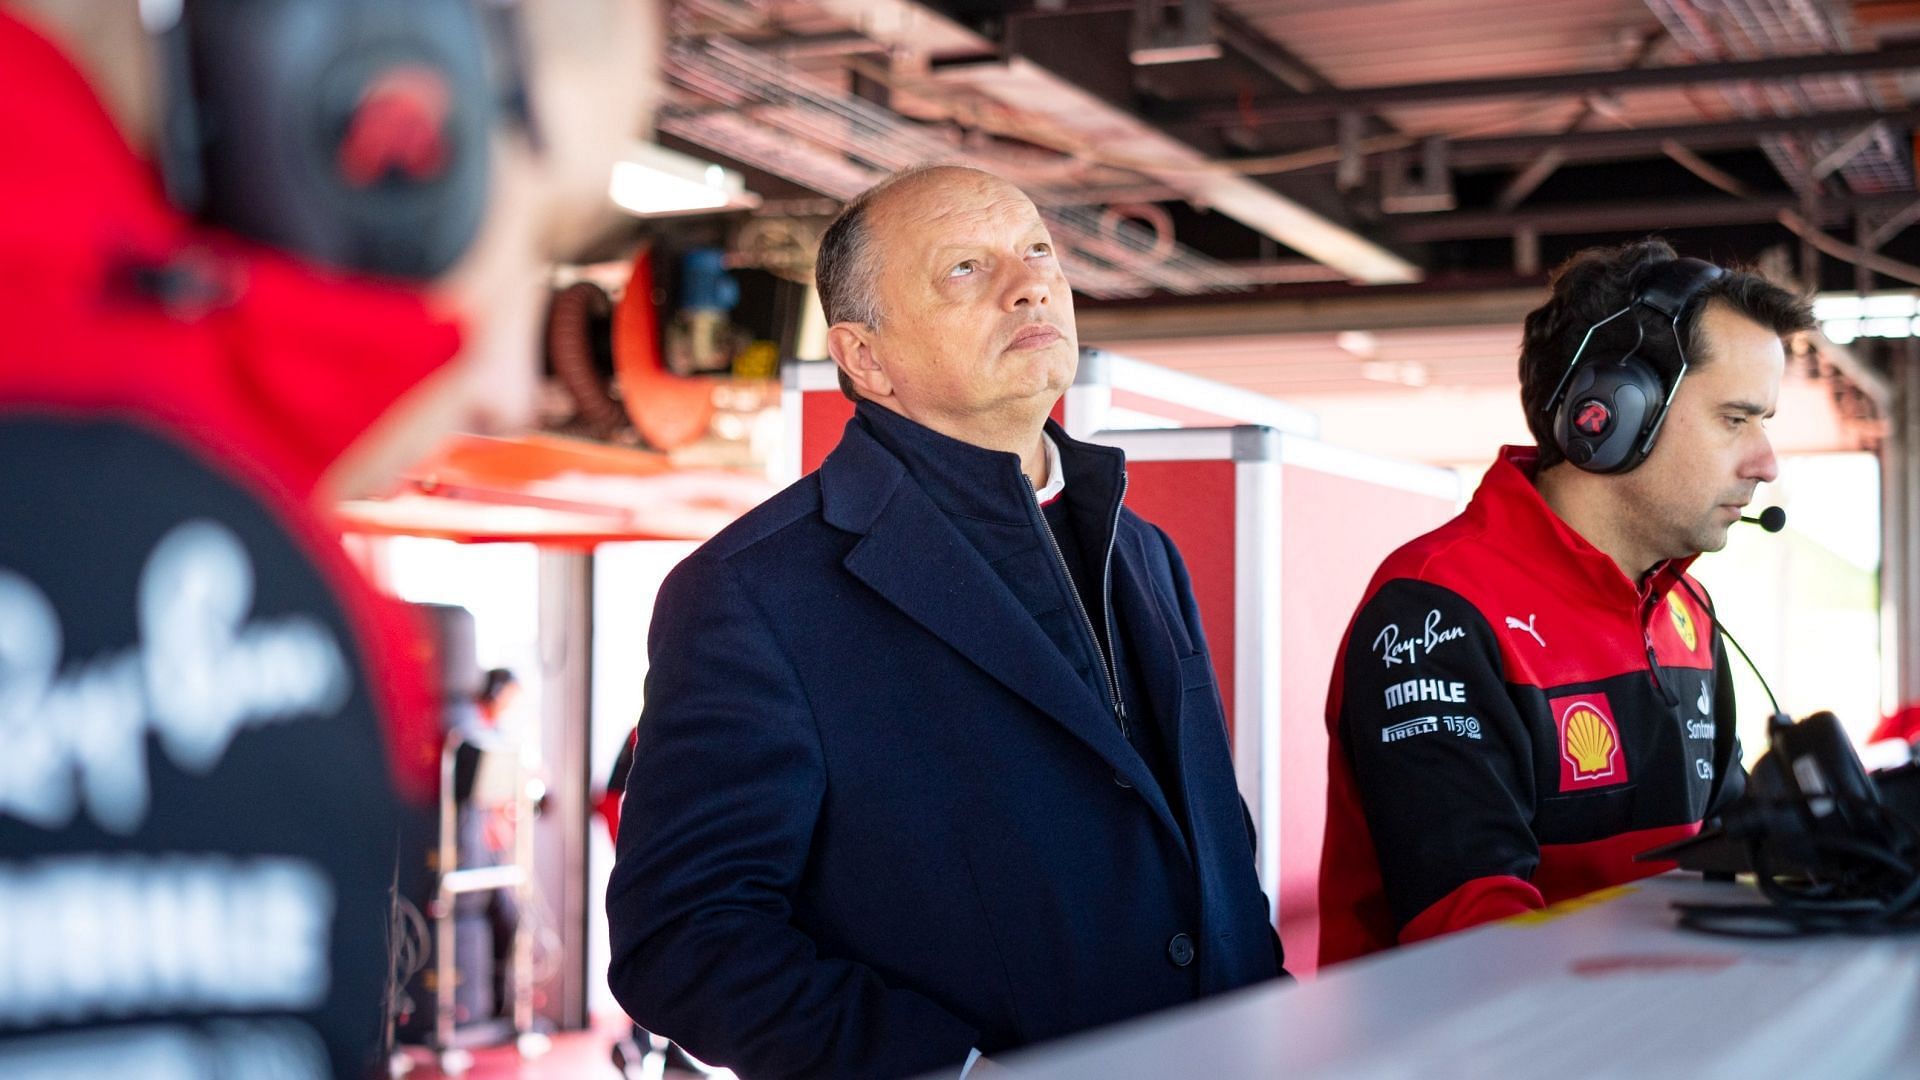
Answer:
827;323;893;400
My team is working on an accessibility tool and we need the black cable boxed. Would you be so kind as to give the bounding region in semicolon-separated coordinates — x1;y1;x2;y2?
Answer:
1674;793;1920;937
1664;580;1920;935
1676;576;1783;718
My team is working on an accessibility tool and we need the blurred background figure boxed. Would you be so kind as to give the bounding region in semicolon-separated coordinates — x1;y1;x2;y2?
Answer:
479;668;525;732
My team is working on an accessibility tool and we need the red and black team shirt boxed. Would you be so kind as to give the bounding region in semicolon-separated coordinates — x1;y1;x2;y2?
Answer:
1318;446;1747;965
0;12;458;1077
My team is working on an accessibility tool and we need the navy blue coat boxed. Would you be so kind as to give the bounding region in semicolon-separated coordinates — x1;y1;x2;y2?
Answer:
606;415;1280;1079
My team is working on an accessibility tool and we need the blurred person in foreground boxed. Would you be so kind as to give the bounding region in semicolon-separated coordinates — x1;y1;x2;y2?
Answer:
0;1;653;1075
1318;240;1814;965
607;164;1283;1080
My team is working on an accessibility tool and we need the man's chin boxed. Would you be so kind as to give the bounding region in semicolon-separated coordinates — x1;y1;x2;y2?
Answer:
1691;523;1736;556
996;351;1074;398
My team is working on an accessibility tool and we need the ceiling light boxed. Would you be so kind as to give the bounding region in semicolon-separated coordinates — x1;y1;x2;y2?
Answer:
608;141;760;218
1812;290;1920;345
1361;360;1430;387
1335;330;1378;359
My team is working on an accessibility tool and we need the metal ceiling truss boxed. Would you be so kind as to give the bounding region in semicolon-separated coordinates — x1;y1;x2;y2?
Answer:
656;0;1920;296
661;34;1254;297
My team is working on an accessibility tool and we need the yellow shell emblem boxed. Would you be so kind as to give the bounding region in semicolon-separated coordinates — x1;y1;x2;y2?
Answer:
1564;705;1617;779
1667;591;1697;651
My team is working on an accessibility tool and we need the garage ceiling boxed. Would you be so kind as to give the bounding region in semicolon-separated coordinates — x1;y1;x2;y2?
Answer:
650;0;1914;452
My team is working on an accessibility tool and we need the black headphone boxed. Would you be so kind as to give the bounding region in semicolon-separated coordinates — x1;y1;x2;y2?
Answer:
148;0;532;280
1544;257;1726;474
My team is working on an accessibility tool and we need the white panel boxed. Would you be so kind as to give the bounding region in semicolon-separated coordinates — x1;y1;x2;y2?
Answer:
1089;427;1240;461
778;384;804;486
1275;432;1462;500
1105;353;1319;437
792;358;842;392
1061;382;1112;439
1235;459;1284;919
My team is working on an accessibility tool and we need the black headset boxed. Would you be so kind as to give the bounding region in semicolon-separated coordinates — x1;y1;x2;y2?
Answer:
148;0;533;280
1543;256;1727;474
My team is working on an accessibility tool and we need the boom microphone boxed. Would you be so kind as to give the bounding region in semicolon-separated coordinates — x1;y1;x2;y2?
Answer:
1740;506;1786;532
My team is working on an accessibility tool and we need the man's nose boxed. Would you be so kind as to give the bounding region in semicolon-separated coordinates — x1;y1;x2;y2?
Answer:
1003;260;1051;311
1745;427;1780;485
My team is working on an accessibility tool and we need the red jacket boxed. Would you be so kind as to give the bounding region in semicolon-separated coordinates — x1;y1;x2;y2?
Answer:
1318;446;1748;964
1872;707;1920;745
0;8;462;798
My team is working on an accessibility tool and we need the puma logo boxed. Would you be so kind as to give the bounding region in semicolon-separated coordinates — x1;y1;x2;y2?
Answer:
1505;614;1545;648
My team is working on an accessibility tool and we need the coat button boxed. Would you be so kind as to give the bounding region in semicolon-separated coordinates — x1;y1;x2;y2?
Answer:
1112;769;1133;789
1167;933;1194;967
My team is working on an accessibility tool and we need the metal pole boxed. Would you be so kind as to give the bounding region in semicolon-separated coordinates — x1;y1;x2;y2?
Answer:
535;550;594;1031
1901;341;1920;708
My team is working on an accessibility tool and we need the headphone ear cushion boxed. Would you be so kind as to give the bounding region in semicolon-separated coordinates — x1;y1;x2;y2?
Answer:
1555;357;1666;473
170;0;494;280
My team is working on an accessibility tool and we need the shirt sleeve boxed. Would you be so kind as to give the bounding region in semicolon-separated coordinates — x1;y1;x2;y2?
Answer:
605;550;978;1079
1336;578;1545;936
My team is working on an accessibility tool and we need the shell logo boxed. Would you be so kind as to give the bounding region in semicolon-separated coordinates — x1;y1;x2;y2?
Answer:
1667;591;1697;651
1551;692;1629;791
1551;687;1628;791
1563;705;1617;779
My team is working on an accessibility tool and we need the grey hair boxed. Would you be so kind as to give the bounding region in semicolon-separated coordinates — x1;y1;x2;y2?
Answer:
815;164;981;400
815;202;884;329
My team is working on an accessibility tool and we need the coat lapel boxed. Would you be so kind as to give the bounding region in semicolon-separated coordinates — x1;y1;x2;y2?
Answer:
822;423;1186;848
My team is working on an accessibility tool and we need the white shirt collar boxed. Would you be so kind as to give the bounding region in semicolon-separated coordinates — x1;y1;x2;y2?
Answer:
1034;432;1066;507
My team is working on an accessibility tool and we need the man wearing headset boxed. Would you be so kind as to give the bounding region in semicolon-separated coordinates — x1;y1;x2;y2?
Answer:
0;2;649;1075
1317;240;1814;965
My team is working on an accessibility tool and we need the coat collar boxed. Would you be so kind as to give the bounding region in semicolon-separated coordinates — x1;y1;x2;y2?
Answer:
1471;446;1697;610
851;402;1037;524
818;412;1190;859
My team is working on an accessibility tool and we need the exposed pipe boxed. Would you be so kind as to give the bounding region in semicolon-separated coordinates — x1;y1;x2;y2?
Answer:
1778;208;1920;288
1181;46;1920;125
1646;0;1911;197
546;282;628;441
1660;141;1754;198
662;35;1259;296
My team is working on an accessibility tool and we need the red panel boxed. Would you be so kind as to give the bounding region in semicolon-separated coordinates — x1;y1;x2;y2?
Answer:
801;390;856;474
1123;460;1239;727
1276;463;1455;976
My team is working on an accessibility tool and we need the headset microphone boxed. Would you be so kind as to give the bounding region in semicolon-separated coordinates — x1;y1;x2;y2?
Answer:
1740;507;1787;533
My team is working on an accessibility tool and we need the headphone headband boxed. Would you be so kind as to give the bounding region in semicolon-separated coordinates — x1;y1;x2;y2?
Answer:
1635;257;1726;322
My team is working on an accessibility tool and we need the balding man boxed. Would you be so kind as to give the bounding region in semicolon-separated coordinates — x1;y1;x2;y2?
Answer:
607;166;1283;1079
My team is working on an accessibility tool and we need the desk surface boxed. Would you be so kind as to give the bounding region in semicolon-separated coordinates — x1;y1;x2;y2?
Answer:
993;876;1920;1079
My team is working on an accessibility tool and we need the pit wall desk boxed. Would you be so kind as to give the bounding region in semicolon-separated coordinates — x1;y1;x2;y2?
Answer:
974;875;1920;1080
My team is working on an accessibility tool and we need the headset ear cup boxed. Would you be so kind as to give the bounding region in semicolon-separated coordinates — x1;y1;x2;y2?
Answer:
1548;257;1724;475
169;0;494;280
1556;358;1665;474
